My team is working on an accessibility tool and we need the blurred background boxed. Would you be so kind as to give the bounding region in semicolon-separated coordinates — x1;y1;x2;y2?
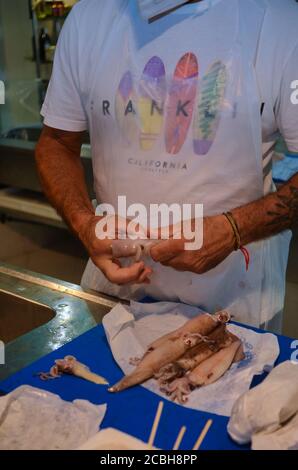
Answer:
0;0;91;283
0;0;297;337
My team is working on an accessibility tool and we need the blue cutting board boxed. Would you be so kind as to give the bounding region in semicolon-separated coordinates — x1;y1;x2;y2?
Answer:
0;324;292;450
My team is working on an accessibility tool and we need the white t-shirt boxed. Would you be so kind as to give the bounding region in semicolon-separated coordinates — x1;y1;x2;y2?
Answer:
42;0;298;172
41;0;298;325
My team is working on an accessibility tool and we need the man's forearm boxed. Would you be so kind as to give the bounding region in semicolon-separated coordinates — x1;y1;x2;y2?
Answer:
35;126;94;239
232;173;298;245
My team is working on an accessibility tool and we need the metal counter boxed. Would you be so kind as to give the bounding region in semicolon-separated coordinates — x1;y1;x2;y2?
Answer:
0;262;121;381
0;138;94;196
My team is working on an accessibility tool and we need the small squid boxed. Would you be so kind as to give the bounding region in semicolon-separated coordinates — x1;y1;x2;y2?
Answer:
162;340;243;404
109;311;230;393
37;355;108;385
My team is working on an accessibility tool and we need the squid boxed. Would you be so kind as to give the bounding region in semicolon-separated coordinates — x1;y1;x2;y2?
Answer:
157;327;243;387
37;355;109;385
146;311;230;353
108;311;230;393
162;339;243;404
111;239;158;262
176;323;230;370
155;323;230;385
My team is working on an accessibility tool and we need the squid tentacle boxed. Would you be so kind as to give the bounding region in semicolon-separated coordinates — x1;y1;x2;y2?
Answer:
183;332;216;348
160;377;192;404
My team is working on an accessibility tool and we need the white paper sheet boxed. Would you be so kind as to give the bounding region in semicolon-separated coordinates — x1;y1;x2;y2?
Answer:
78;428;157;450
0;386;107;450
103;301;280;416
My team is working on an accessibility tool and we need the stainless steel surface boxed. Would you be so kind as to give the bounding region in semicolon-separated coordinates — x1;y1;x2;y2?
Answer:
0;139;94;197
0;290;55;343
0;262;118;382
0;264;117;308
0;188;66;228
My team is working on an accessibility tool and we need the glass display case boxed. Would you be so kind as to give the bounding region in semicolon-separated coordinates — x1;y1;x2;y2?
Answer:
0;0;78;142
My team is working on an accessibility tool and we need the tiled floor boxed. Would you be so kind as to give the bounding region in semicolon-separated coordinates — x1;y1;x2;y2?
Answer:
0;220;297;337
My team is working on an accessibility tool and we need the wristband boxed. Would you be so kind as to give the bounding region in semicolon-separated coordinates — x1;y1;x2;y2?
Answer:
223;212;250;271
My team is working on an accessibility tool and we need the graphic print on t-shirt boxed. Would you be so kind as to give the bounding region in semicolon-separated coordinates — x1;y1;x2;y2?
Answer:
115;71;139;146
114;53;227;156
165;52;199;155
193;60;227;155
138;56;166;151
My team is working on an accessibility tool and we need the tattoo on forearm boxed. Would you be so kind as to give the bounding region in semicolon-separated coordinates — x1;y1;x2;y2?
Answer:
266;184;298;229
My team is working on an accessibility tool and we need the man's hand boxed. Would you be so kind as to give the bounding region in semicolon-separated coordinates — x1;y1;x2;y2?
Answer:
77;213;153;285
151;172;298;275
36;126;152;286
150;215;235;274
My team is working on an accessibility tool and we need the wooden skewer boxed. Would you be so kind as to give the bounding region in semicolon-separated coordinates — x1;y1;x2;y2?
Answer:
192;419;213;450
148;401;164;448
173;426;187;450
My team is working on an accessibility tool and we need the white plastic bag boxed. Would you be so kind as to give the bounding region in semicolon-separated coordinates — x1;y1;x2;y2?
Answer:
252;413;298;450
228;361;298;449
0;386;106;450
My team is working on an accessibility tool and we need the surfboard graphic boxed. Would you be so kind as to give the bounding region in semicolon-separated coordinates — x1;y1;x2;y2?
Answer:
138;56;166;151
115;70;138;146
165;52;199;155
193;61;227;155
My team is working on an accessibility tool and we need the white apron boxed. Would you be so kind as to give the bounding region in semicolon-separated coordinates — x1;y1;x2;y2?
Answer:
81;0;291;328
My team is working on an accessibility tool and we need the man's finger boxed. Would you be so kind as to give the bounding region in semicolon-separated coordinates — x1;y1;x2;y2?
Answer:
100;259;148;285
135;266;153;284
